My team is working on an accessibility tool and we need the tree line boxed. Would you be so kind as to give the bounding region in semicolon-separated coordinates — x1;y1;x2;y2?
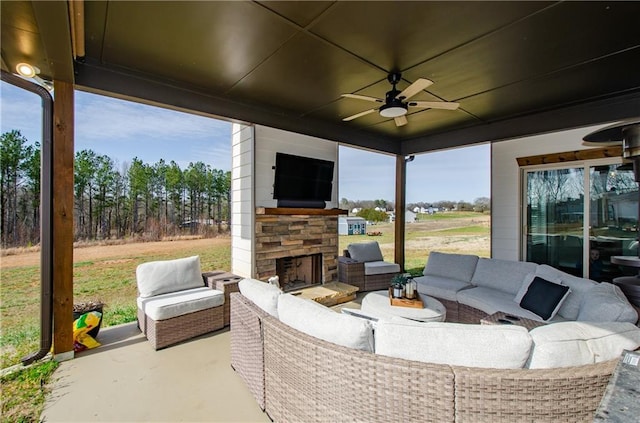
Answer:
1;130;231;248
339;198;491;215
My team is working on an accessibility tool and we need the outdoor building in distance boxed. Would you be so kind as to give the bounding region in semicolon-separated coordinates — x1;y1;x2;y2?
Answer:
338;216;366;235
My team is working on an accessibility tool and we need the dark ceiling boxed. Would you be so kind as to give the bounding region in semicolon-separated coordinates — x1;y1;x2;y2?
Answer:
2;1;640;155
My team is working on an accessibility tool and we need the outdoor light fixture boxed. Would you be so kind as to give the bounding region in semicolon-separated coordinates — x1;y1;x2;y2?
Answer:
379;100;408;118
16;62;38;78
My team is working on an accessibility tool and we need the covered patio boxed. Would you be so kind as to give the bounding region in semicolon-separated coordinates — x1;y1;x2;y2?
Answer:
2;1;640;421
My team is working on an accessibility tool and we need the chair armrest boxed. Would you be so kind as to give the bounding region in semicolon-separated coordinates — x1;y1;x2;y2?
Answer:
202;271;242;326
338;256;365;290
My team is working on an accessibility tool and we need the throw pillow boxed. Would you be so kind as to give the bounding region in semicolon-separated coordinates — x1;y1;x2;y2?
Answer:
515;272;562;303
519;276;571;321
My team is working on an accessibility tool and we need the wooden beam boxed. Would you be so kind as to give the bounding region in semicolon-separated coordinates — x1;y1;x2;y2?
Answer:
394;155;406;271
52;80;74;357
516;146;623;166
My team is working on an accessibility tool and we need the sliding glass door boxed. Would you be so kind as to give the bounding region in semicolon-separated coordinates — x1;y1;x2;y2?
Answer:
524;161;638;281
525;167;585;277
588;164;638;281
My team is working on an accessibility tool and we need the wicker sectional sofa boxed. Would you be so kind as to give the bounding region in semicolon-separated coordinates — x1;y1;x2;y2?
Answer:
414;252;639;325
230;277;640;422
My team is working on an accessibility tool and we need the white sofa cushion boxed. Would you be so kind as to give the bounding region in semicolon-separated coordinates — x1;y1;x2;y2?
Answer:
414;275;472;301
375;320;532;369
535;264;597;320
577;282;638;323
238;278;281;318
278;293;374;352
423;252;478;282
136;255;204;298
456;286;563;322
364;260;401;276
471;258;537;295
347;241;384;262
137;287;224;321
527;321;640;368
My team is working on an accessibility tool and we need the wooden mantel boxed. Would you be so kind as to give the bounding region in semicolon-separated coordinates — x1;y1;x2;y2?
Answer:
256;207;348;216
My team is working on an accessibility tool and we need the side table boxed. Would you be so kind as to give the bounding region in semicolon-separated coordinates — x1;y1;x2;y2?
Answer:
480;311;546;330
203;271;243;327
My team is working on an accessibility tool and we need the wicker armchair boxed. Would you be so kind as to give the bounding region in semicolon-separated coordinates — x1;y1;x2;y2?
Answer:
136;256;225;350
338;241;400;291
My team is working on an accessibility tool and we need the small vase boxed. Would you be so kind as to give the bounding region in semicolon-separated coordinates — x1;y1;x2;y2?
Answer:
393;286;404;298
405;281;415;299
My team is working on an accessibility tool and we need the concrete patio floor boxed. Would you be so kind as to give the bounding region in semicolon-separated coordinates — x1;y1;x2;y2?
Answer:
41;322;270;422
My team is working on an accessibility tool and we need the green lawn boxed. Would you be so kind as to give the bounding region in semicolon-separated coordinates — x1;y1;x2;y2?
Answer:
0;213;489;422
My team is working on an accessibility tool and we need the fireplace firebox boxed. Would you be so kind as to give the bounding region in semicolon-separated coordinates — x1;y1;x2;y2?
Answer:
276;254;322;292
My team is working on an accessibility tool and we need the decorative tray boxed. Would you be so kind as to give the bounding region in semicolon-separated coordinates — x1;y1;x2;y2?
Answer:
388;288;423;308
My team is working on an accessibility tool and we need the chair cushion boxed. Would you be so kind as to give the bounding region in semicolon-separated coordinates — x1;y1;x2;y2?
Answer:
423;252;478;283
577;282;638;323
364;261;401;276
375;320;532;369
456;286;556;321
238;278;281;318
535;264;597;320
414;275;472;301
527;321;640;368
347;241;384;263
277;293;374;352
471;258;538;295
136;255;204;298
518;277;571;321
137;287;224;321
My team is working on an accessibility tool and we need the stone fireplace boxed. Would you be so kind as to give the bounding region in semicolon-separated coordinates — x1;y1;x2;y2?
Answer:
254;208;345;287
275;253;322;291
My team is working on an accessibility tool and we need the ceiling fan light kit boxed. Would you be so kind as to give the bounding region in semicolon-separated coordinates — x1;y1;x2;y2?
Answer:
342;72;459;127
380;102;407;118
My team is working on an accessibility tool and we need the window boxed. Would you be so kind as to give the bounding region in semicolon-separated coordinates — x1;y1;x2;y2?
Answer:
523;160;638;281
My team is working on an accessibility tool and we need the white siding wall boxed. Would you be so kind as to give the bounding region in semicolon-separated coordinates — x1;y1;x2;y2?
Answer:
231;124;339;277
231;123;254;278
491;124;611;261
254;126;339;208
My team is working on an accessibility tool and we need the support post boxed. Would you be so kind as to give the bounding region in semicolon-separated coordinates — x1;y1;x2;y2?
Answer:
52;80;74;359
394;155;406;272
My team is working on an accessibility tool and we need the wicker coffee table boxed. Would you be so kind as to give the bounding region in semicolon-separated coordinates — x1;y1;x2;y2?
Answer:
360;290;446;322
481;311;546;330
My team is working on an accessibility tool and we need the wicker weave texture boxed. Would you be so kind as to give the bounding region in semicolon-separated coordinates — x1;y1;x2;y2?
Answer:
230;293;268;410
263;315;456;423
365;272;400;291
457;303;490;324
452;360;617;423
438;298;460;322
137;305;224;350
338;257;365;291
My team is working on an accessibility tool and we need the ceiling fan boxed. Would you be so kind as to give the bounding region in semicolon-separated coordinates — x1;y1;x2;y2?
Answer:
341;72;459;127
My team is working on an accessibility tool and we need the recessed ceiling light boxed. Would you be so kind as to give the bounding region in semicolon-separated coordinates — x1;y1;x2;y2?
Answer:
16;62;39;78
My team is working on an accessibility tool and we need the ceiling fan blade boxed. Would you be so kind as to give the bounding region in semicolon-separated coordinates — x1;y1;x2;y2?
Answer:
341;94;383;103
397;78;433;100
394;115;408;127
343;109;377;121
409;101;460;110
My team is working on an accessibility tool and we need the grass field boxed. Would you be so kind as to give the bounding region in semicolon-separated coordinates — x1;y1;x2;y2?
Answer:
0;211;489;422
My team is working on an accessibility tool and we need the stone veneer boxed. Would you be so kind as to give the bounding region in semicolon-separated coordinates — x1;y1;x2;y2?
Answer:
254;209;340;283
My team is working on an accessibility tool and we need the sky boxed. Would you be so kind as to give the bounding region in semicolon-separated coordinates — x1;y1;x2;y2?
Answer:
1;80;489;203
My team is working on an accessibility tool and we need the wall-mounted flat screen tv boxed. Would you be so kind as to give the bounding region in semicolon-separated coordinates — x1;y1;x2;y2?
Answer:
273;152;334;208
